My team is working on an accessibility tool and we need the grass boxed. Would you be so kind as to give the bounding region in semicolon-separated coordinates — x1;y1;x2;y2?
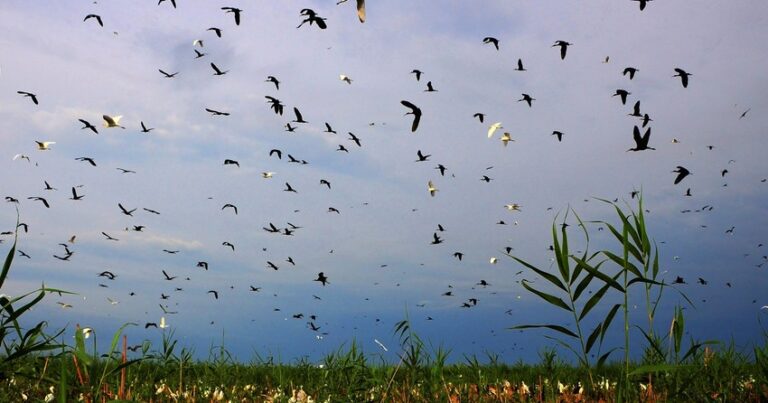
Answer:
1;199;767;402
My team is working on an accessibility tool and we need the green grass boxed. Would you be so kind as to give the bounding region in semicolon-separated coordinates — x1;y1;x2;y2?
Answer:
2;199;768;402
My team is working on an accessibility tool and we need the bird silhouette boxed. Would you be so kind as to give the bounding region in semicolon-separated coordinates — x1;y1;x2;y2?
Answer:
673;68;692;88
222;7;242;25
411;69;423;81
553;40;571;59
552;131;564;142
118;203;136;216
83;14;103;27
314;272;329;286
622;67;639;80
140;121;154;133
205;108;230;116
158;69;178;78
210;62;228;76
515;59;526;71
400;100;421;132
628;126;655;151
672;166;691;184
17;91;38;105
613;89;630;105
297;9;327;29
482;37;499;50
518;93;535;107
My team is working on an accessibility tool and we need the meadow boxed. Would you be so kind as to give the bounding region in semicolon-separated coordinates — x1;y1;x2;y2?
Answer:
2;199;767;402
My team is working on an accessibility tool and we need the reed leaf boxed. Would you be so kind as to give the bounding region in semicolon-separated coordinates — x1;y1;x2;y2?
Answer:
520;280;572;312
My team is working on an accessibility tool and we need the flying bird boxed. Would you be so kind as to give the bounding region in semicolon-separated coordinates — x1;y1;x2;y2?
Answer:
69;187;84;201
28;197;50;208
103;115;125;129
339;74;353;84
673;68;692;88
613;89;631;105
552;131;564;142
266;75;280;90
633;0;652;11
473;113;485;123
222;241;235;251
118;203;136;216
483;37;499;50
400;100;422;132
78;119;98;134
672;166;690;185
75;157;97;166
36;141;56;150
487;122;502;139
628;126;655;151
428;181;438;197
424;81;437;92
210;62;228;76
297;8;327;29
515;59;526;72
314;272;329;286
222;7;242;25
158;69;178;78
292;107;308;123
415;150;431;162
623;67;639;80
223;159;239;167
222;203;238;214
83;14;103;27
205;108;230;116
410;69;423;81
208;290;219;299
17;91;38;105
553;40;572;59
518;93;535;107
197;261;208;270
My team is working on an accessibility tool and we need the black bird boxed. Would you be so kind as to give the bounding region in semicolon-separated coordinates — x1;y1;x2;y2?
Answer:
552;131;564;142
672;166;691;185
633;0;652;11
76;157;97;166
194;49;207;58
98;271;116;280
207;27;222;38
431;232;443;245
17;250;31;259
222;241;235;251
117;168;136;174
44;181;57;191
411;69;423;81
424;81;437;92
83;14;103;27
480;175;492;183
473;113;485;123
640;113;653;128
415;150;431;162
208;290;219;299
685;188;692;197
267;261;279;271
400;100;422;132
553;40;571;60
28;197;50;208
263;223;280;233
102;232;119;241
145;322;158;329
249;286;261;292
623;67;639;80
223;159;239;167
158;69;178;78
284;182;298;193
518;93;535;107
140;121;154;133
292;107;308;123
285;123;297;132
222;203;238;214
158;0;177;8
265;96;284;115
348;132;361;146
673;68;691;88
69;187;84;201
269;149;282;159
739;108;751;119
143;207;160;214
697;277;708;285
613;89;630;105
314;272;329;286
515;58;526;71
210;62;228;76
721;169;728;177
222;7;242;25
320;179;331;189
323;122;336;134
197;261;208;270
205;108;230;116
328;207;340;214
297;8;327;29
17;91;38;105
286;257;296;265
482;37;499;50
78;119;98;134
162;249;179;254
435;164;447;176
118;203;136;216
266;76;280;90
629;101;642;117
453;252;464;261
628;126;654;151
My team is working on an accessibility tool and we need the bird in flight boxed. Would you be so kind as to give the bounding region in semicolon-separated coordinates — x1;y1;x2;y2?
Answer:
673;68;692;88
553;40;572;59
266;75;280;90
116;168;135;174
487;122;502;139
297;8;327;29
410;69;423;81
207;27;222;37
431;232;443;245
83;14;103;27
36;141;56;150
79;119;98;134
339;74;353;84
205;108;230;116
623;67;639;80
518;93;535;107
158;69;178;78
222;241;235;251
483;37;499;50
118;203;136;216
613;89;630;105
314;272;329;286
102;232;119;241
672;166;691;185
628;126;655;151
415;150;431;162
552;131;564;142
222;7;242;25
292;107;308;123
400;100;422;132
223;159;239;167
208;290;219;299
633;0;652;11
28;196;50;208
69;187;84;201
103;115;125;129
515;59;526;72
210;62;228;76
17;91;38;105
424;81;437;92
222;203;238;214
428;181;438;197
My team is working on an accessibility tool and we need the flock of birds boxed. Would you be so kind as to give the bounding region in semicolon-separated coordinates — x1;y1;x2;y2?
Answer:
3;0;766;355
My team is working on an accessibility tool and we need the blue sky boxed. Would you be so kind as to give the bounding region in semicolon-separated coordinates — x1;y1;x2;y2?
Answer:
1;0;767;364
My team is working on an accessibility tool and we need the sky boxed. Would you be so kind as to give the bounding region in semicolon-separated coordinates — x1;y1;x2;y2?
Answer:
1;0;767;364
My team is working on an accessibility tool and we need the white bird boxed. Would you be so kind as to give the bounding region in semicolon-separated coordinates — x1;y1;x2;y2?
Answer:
107;297;119;305
193;39;204;47
159;316;169;329
490;257;498;264
500;132;514;147
13;154;30;162
428;180;438;197
103;115;125;129
487;122;502;139
36;141;56;150
339;74;353;84
505;203;522;211
262;172;275;179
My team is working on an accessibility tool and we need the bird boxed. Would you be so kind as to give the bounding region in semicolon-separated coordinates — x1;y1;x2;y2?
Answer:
143;208;160;214
480;175;493;183
553;40;572;59
69;187;84;201
500;132;514;147
672;166;691;185
78;119;98;134
292;107;308;123
629;101;642;117
249;286;261;292
222;241;235;251
633;0;652;11
428;181;438;197
27;197;50;208
473;113;485;123
410;69;423;81
348;132;362;146
697;277;708;285
44;180;57;191
487;122;503;139
613;89;631;105
297;8;327;29
83;14;103;27
98;271;116;280
453;252;464;261
435;164;447;176
222;7;242;25
424;81;437;92
75;157;97;166
208;290;219;299
314;272;329;286
739;108;751;119
400;100;422;132
623;67;639;80
158;69;178;78
336;0;366;23
262;172;275;179
158;0;177;8
102;232;119;241
483;37;499;50
17;91;39;105
640;113;653;127
320;179;331;189
505;203;522;212
36;141;56;150
222;203;238;214
266;76;280;90
515;59;526;72
552;131;564;142
118;203;136;216
197;261;208;270
673;68;692;88
431;232;443;245
323;122;337;134
284;182;298;193
192;39;204;48
194;49;207;59
628;126;655;151
205;108;230;116
210;62;228;76
103;115;125;129
415;150;431;162
518;93;535;107
339;74;353;84
223;159;239;167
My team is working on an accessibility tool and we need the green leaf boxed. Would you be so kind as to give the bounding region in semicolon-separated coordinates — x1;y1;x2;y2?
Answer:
579;282;612;321
636;326;665;360
510;324;578;338
571;256;623;292
572;272;594;302
603;251;642;278
585;323;601;354
681;340;718;363
0;217;17;289
508;255;566;292
520;280;572;312
600;304;621;345
552;222;569;284
629;363;690;376
597;348;618;368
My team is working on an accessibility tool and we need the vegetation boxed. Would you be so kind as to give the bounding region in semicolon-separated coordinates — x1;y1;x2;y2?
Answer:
1;200;767;402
